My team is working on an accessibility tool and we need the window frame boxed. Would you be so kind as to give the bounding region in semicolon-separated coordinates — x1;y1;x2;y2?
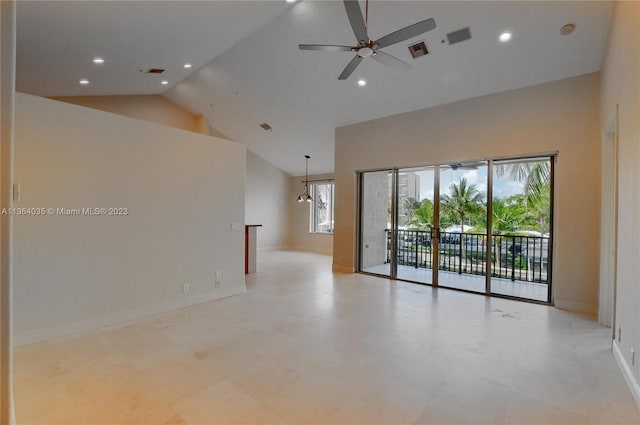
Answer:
308;181;335;234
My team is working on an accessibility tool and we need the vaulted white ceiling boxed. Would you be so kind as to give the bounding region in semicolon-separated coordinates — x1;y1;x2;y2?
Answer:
16;1;613;176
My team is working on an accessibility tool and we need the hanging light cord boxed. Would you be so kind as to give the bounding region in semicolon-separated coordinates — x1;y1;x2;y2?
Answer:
304;156;309;194
298;155;313;202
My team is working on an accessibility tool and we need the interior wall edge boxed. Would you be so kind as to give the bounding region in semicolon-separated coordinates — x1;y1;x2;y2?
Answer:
613;339;640;411
554;298;597;315
245;150;293;251
50;94;203;134
332;264;355;274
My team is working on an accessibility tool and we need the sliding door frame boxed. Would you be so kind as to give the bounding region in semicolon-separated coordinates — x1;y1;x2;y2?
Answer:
356;154;555;306
390;170;399;278
432;165;440;287
486;160;493;295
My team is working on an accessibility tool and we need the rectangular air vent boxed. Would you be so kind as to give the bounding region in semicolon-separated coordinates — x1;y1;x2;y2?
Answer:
259;123;272;131
146;68;165;74
408;41;429;58
446;27;472;45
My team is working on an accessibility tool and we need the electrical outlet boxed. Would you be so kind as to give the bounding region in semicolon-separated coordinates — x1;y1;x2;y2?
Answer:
619;326;622;342
182;283;189;294
215;270;222;284
631;348;635;366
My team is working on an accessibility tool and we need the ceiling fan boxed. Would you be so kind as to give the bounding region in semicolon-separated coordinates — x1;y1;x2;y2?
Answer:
299;0;436;80
449;162;485;171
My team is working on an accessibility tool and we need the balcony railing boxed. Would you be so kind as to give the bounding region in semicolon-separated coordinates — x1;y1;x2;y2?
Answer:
386;229;549;284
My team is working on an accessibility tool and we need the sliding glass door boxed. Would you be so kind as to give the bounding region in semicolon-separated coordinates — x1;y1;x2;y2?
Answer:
358;156;554;304
395;166;436;285
437;162;488;294
490;157;552;302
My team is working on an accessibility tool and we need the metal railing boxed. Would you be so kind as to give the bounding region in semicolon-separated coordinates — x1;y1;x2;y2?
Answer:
386;229;550;284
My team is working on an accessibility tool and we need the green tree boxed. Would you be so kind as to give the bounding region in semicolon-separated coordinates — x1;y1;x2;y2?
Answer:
495;160;550;208
492;196;527;234
495;160;552;234
524;185;550;234
407;199;434;230
440;178;485;233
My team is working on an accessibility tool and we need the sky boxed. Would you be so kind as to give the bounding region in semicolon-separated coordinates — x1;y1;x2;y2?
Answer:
412;159;548;202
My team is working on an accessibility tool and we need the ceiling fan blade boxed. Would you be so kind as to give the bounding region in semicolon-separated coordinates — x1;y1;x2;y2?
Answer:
343;0;369;43
338;54;363;80
299;44;355;52
371;50;411;72
450;162;484;170
375;18;436;49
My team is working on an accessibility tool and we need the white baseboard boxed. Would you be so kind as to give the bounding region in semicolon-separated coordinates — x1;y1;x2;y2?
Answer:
613;340;640;411
332;264;354;273
554;298;597;315
15;285;246;347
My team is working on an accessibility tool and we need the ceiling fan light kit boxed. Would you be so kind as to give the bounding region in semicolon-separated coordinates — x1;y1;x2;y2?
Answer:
299;0;436;80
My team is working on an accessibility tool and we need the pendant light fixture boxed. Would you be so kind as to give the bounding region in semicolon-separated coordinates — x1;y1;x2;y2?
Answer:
297;155;314;203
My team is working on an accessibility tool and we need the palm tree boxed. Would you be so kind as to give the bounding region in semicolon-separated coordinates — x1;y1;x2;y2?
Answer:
495;160;550;207
440;178;485;234
524;186;550;234
402;197;422;227
407;199;434;230
492;197;525;234
495;160;551;234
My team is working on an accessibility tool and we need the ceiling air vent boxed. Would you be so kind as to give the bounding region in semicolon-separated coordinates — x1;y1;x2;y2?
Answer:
259;123;273;131
145;68;165;74
408;41;429;59
446;27;472;45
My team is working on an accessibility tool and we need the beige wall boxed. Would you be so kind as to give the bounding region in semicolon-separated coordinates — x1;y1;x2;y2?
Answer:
289;173;334;256
600;0;640;404
245;150;292;251
335;73;601;313
55;96;296;254
53;95;204;134
13;93;246;344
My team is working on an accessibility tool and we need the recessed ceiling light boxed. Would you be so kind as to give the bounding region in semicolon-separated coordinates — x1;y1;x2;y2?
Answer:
286;0;296;3
499;31;512;42
93;57;104;64
183;63;192;69
357;79;367;87
79;79;90;85
161;80;169;85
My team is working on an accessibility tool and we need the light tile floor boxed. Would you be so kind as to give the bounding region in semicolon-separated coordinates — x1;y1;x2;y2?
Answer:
365;264;548;302
14;251;640;424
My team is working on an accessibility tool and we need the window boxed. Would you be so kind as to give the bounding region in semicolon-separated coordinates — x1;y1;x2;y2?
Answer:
309;182;334;234
358;155;553;303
